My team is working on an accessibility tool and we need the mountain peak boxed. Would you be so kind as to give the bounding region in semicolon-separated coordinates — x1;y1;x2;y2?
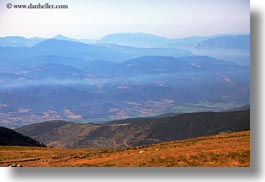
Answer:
52;34;74;41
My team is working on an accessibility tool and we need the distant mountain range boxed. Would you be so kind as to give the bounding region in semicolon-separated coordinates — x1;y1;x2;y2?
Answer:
0;55;249;128
0;127;45;147
99;32;170;48
0;33;250;50
196;35;250;50
0;33;250;65
0;39;192;63
15;109;250;148
0;33;250;128
97;33;250;65
0;36;44;47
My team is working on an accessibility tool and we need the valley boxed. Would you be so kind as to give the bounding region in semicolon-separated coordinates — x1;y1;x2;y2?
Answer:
0;0;250;169
0;46;249;128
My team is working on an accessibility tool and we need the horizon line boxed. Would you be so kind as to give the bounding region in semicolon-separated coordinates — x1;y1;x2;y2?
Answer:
0;31;250;40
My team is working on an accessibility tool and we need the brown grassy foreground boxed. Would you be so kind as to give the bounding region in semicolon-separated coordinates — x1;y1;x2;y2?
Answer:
0;130;250;167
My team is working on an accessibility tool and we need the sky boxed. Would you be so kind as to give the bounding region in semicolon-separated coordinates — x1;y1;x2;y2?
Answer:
0;0;250;39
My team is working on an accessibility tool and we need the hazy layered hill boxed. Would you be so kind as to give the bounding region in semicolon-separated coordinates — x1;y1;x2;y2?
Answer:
100;32;170;48
192;35;250;65
0;127;45;147
0;39;192;63
0;55;249;128
0;33;249;65
0;34;250;127
98;33;249;50
196;35;250;50
0;36;44;47
18;63;87;79
1;55;249;79
98;33;250;65
98;33;209;48
0;33;249;50
16;109;250;149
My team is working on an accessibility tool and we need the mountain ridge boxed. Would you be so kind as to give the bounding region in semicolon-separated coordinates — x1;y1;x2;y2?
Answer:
15;109;250;149
0;55;249;128
0;127;45;147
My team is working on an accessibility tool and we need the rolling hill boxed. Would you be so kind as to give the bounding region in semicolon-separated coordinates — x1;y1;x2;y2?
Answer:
0;39;192;63
193;34;250;65
15;109;250;149
0;130;250;167
0;36;44;47
195;35;250;50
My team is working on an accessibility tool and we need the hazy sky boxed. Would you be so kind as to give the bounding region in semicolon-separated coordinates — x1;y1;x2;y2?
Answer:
0;0;250;39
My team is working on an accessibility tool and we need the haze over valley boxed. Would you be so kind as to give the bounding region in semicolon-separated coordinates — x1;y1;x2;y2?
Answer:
0;33;250;128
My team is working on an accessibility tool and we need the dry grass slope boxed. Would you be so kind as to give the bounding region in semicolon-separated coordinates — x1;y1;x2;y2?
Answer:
0;130;250;167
